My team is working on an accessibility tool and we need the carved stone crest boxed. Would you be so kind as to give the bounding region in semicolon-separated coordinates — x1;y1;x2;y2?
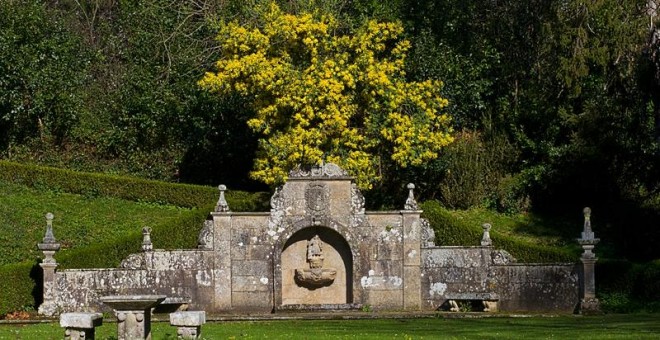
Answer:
306;182;329;218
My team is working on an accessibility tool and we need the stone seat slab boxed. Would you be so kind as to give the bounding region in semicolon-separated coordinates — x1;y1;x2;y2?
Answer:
60;312;103;328
170;311;206;326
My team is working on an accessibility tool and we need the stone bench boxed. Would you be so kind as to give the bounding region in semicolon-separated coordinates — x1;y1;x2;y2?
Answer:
60;312;103;340
445;292;499;312
170;311;206;339
154;296;191;313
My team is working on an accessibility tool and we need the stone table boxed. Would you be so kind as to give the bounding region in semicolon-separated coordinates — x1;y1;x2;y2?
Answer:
100;295;166;340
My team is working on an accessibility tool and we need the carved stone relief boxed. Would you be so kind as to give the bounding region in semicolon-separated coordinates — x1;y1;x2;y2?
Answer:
305;182;329;219
294;235;337;287
197;220;214;250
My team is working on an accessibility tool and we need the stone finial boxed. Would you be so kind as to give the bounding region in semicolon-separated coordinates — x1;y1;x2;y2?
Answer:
43;212;56;243
481;223;492;246
404;183;419;210
215;184;230;212
142;227;153;252
578;207;599;246
38;212;61;259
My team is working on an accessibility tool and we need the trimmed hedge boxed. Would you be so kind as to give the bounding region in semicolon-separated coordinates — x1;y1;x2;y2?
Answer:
0;262;41;316
0;161;269;316
421;200;577;263
0;205;213;316
0;160;269;210
57;205;213;269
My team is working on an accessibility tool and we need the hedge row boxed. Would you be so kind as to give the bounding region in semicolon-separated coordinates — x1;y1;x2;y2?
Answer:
0;262;39;316
57;205;213;269
0;160;269;210
0;205;213;316
421;200;577;263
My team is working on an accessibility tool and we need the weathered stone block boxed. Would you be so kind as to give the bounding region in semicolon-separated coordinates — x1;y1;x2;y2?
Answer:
232;275;271;292
170;311;206;339
60;312;103;340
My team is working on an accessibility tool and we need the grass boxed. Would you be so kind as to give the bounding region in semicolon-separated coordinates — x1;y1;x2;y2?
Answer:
448;207;577;247
0;314;659;339
0;181;192;266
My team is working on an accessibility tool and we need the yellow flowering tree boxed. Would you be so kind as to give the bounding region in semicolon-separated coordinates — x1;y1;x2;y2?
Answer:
199;3;453;189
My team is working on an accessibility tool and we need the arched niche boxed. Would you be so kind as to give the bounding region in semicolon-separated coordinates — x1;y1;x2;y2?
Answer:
280;226;353;306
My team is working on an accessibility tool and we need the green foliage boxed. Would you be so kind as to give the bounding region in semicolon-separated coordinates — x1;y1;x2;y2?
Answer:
0;262;38;317
0;0;89;148
435;130;523;212
0;163;267;315
421;200;577;263
0;160;269;210
597;259;660;313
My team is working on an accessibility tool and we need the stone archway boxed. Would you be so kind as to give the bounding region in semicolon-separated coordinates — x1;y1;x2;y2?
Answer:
280;227;353;306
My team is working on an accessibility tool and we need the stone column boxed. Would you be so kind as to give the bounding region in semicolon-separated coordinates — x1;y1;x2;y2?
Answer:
38;213;61;316
402;184;422;310
577;207;601;313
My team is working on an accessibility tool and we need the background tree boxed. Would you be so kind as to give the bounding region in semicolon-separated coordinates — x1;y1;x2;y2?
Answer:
199;3;454;189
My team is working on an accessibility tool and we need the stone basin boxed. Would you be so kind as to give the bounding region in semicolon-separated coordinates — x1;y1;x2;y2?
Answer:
100;295;166;310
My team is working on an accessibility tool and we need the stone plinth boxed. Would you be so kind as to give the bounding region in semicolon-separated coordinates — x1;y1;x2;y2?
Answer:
170;311;206;339
101;295;165;340
60;312;103;340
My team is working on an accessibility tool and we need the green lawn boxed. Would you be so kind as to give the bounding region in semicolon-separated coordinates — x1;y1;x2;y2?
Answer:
0;314;659;339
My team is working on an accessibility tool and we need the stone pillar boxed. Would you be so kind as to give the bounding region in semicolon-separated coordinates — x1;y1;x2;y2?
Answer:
577;207;601;313
60;312;103;340
37;213;61;316
402;184;422;310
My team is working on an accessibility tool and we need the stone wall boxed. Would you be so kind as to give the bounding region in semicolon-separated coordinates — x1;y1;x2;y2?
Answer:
421;247;579;312
39;163;582;315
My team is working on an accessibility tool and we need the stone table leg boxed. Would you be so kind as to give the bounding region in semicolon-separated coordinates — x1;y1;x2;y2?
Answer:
115;309;153;340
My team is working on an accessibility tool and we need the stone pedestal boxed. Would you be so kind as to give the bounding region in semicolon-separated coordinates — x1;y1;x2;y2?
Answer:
38;213;61;316
170;311;206;339
577;207;601;314
101;295;165;340
60;312;103;340
579;256;600;313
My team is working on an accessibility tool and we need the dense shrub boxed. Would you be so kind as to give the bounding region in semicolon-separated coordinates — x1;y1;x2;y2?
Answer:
598;259;660;313
0;161;269;210
436;131;524;212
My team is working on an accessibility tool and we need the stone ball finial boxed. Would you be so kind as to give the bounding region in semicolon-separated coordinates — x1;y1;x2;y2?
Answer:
43;212;56;244
215;184;230;212
481;223;492;246
404;183;419;210
142;226;153;252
